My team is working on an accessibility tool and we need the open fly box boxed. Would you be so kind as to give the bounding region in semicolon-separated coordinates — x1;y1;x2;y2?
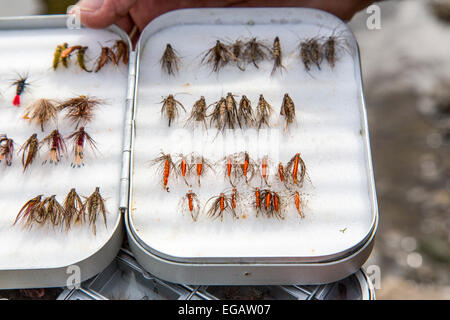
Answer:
0;8;378;288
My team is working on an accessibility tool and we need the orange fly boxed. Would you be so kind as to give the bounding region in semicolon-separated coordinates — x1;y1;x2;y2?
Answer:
294;191;304;218
189;153;214;187
278;163;285;182
286;153;307;187
179;190;200;221
205;192;237;221
150;152;177;192
260;155;271;186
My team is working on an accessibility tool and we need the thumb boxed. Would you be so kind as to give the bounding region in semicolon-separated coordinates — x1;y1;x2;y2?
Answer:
73;0;137;29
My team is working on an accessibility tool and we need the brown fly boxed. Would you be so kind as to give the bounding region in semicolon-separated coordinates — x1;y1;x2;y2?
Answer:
38;195;65;227
209;94;239;132
179;190;201;221
0;134;14;166
185;96;208;130
23;98;58;132
160;94;186;127
66;127;98;168
19;133;39;172
113;40;129;65
151;152;177;192
160;43;181;76
256;94;273;129
322;31;349;69
41;129;67;165
63;188;85;229
230;39;245;71
95;46;118;72
271;36;284;75
204;192;237;221
83;187;107;236
13;195;43;229
58;95;101;128
279;93;296;132
238;95;255;128
243;37;271;69
286;153;307;187
300;38;322;71
189;153;214;187
201;40;237;73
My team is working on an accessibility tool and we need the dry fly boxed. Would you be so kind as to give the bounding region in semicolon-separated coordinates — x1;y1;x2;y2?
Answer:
256;94;273;129
13;195;43;229
185;96;208;130
160;43;181;76
300;38;322;71
160;94;186;127
238;95;255;127
201;40;237;73
113;40;129;65
66;127;98;168
0;134;14;166
63;188;85;229
189;153;214;187
231;39;245;71
39;195;65;227
271;36;284;75
243;37;272;69
84;187;107;235
179;190;201;221
205;192;237;221
95;46;118;72
19;133;39;172
11;74;29;107
151;152;177;192
286;153;307;187
41;129;67;165
58;95;101;128
322;31;349;69
23;98;58;132
279;93;296;132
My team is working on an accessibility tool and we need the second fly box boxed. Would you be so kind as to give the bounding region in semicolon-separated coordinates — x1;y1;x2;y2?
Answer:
126;8;378;285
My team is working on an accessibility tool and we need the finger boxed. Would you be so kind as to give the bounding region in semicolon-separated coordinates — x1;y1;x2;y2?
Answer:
73;0;137;29
115;14;134;34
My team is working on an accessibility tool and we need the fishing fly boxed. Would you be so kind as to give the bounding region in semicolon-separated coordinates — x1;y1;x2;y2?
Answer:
58;95;102;128
11;74;30;107
66;127;98;168
256;94;273;129
84;187;107;235
0;134;14;166
201;40;237;73
179;190;201;221
286;153;307;187
150;152;177;192
279;93;296;132
160;94;186;127
23;98;58;132
41;129;67;165
160;43;181;76
185;96;208;131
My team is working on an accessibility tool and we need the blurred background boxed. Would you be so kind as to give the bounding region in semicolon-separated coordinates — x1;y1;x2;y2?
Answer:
0;0;448;300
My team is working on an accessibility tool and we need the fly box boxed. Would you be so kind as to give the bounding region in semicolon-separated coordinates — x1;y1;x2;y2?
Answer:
0;7;378;288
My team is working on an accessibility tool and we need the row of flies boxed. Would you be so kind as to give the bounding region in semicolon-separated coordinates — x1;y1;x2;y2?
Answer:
152;151;307;222
14;187;107;235
0;95;101;170
161;92;296;133
161;32;347;75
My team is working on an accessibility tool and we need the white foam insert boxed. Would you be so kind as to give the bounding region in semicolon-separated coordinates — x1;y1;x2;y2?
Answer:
0;28;126;268
131;22;375;259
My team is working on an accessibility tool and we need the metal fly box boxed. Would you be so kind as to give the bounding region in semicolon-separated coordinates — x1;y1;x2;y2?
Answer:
0;8;378;288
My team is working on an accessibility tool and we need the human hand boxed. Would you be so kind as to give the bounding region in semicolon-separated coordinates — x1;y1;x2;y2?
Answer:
73;0;375;38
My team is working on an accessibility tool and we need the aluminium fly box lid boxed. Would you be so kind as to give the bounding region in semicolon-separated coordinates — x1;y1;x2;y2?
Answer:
126;8;379;285
0;16;131;288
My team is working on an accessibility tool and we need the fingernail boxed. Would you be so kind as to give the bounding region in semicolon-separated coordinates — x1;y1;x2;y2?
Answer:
75;0;104;12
